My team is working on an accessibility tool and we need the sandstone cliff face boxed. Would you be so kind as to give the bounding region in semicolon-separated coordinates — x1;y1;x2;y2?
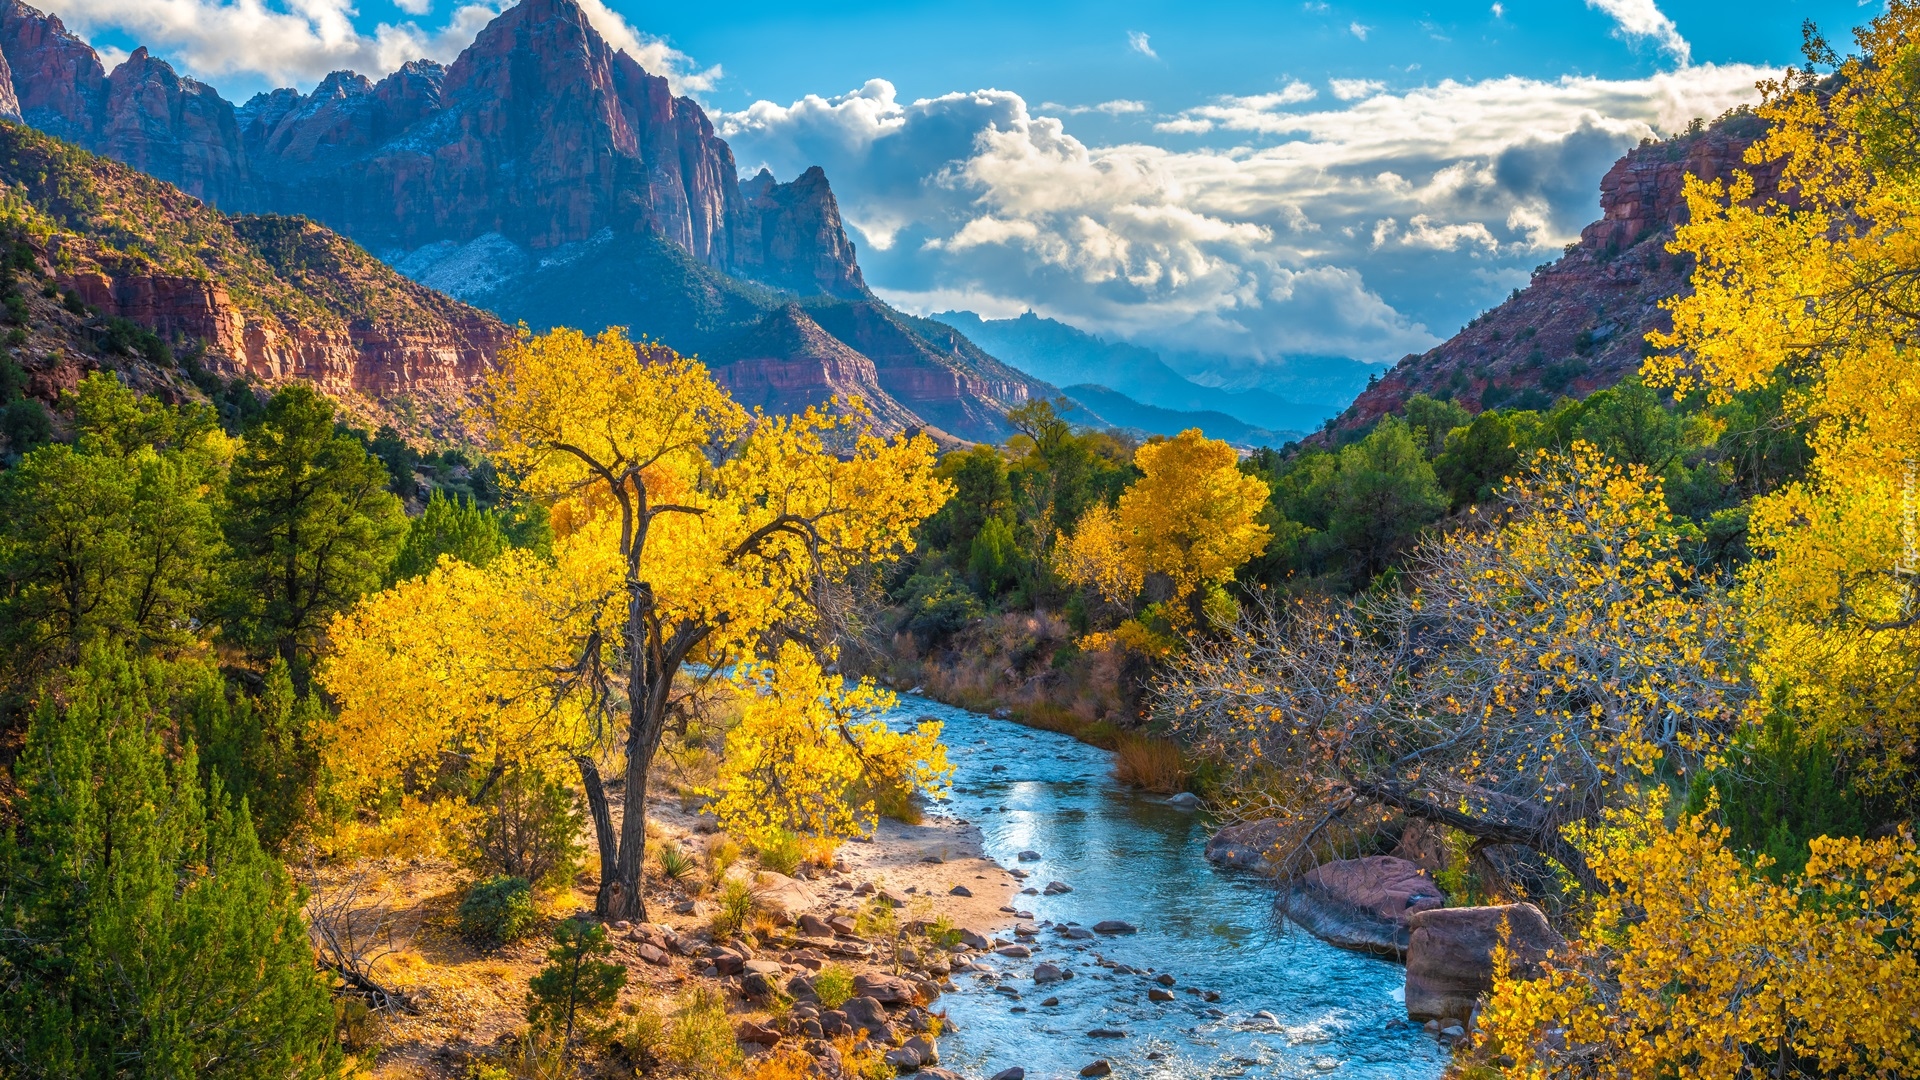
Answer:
1322;117;1780;437
0;0;866;299
0;121;507;432
710;305;918;432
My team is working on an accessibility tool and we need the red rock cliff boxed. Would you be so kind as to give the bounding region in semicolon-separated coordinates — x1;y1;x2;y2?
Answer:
1320;118;1784;438
0;0;867;299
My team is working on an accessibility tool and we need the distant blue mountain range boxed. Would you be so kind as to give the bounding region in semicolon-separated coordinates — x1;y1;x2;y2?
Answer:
932;311;1381;444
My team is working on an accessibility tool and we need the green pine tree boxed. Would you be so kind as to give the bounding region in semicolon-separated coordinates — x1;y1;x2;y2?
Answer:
220;384;405;679
527;919;626;1045
0;647;339;1077
390;488;508;583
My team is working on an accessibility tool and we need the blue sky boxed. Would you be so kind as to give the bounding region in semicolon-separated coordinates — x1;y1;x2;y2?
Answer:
56;0;1879;374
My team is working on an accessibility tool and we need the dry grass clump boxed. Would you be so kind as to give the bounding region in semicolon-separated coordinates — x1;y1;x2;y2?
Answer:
1111;734;1190;794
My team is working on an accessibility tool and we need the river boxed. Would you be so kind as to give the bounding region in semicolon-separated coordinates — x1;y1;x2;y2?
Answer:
881;692;1446;1080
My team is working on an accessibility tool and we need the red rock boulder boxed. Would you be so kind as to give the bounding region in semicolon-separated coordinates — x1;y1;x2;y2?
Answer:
1404;902;1564;1022
1276;855;1445;957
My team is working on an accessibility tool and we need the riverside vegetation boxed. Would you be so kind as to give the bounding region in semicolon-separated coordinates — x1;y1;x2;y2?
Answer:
1;10;1920;1080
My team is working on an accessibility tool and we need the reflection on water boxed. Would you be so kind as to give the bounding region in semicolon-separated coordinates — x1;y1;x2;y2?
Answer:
884;694;1445;1080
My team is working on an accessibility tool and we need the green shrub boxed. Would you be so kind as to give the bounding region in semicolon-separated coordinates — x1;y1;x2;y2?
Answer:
458;875;538;945
755;831;804;876
655;842;697;882
1689;692;1891;879
709;878;756;939
813;963;855;1009
665;987;740;1079
462;766;583;889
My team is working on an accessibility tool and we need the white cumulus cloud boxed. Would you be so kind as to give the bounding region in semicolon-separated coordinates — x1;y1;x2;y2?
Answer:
721;63;1773;365
49;0;717;95
1585;0;1691;65
1330;78;1386;100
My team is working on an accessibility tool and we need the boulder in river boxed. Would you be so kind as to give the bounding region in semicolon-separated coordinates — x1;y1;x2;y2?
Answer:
1043;880;1073;895
1276;855;1445;957
1405;903;1564;1022
990;1069;1026;1080
1092;920;1137;935
1017;850;1043;862
1203;819;1286;870
1167;792;1202;809
1080;1062;1112;1078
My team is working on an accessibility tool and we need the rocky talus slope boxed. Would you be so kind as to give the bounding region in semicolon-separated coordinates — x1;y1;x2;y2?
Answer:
1321;112;1782;437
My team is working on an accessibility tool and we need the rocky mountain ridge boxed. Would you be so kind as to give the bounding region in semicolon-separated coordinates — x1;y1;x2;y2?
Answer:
0;0;864;299
1321;112;1781;438
0;0;1068;443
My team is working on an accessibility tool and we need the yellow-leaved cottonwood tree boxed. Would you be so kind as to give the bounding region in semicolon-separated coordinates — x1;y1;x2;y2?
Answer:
1476;7;1920;1072
324;329;952;919
1646;7;1920;792
1056;428;1270;625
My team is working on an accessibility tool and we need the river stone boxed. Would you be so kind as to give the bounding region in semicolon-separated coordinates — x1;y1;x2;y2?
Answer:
990;1069;1026;1080
1059;926;1094;940
1080;1061;1113;1077
1044;881;1073;895
854;972;918;1005
1154;973;1175;986
883;1046;922;1071
1033;962;1068;983
995;944;1032;958
1148;987;1175;1002
1276;856;1445;957
1017;850;1043;862
1405;903;1564;1022
960;929;992;949
842;996;891;1034
906;1035;939;1065
918;1071;965;1080
1167;792;1203;809
950;885;973;897
1088;1028;1127;1038
1092;920;1137;935
1203;819;1286;870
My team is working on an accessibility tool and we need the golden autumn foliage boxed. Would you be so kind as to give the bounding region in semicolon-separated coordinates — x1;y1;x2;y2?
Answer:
319;547;606;804
701;642;950;849
1472;12;1920;1072
1163;446;1743;884
1649;4;1920;791
1484;794;1920;1077
1055;428;1269;623
322;328;952;918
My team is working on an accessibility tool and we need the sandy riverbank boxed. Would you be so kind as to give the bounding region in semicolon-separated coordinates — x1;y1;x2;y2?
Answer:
356;798;1021;1078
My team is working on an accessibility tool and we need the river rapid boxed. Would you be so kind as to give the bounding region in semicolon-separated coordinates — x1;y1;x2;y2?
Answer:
880;692;1446;1080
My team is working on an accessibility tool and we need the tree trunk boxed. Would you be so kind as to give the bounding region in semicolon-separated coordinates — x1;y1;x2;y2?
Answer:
576;757;617;904
600;716;651;921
